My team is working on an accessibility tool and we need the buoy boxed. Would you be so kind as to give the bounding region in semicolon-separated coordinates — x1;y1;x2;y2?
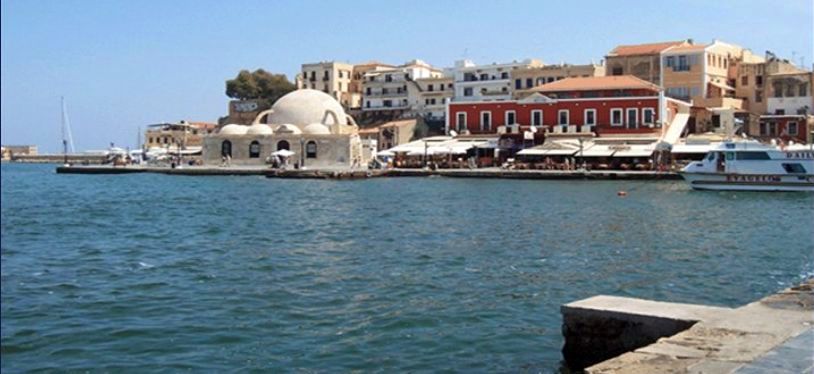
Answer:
617;191;627;197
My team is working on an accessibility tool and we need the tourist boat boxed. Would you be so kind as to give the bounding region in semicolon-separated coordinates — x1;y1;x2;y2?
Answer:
679;140;814;191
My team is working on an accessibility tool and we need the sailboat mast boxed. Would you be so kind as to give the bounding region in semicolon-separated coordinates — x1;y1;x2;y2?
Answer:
61;97;76;153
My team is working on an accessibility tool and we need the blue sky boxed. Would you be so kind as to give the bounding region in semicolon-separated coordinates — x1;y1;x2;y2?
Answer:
2;0;812;152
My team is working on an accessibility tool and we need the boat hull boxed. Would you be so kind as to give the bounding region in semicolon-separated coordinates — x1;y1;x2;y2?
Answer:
679;172;814;192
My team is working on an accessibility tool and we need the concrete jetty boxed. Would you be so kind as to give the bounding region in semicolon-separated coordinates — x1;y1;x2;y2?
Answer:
55;165;680;180
562;278;814;373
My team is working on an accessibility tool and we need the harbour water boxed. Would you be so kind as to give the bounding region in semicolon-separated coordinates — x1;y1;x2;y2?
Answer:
2;163;813;372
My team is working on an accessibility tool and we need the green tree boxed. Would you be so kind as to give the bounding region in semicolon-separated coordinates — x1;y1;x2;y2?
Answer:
225;69;295;106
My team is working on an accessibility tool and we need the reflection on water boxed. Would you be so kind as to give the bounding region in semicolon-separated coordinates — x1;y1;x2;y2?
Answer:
2;164;812;372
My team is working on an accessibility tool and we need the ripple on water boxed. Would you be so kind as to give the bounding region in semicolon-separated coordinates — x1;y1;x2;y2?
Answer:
1;164;813;372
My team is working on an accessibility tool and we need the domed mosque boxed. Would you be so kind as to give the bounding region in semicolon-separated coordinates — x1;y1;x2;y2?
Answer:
203;89;365;168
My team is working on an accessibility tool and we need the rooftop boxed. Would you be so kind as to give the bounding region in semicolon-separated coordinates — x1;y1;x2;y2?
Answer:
607;40;689;56
531;75;661;93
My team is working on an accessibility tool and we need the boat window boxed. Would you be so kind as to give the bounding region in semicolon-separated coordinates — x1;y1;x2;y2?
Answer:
706;152;716;162
735;152;770;160
725;152;734;161
782;163;807;174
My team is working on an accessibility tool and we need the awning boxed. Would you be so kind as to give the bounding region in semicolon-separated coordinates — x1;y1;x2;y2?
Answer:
580;144;616;157
612;145;655;158
517;148;547;156
377;150;394;157
407;149;433;156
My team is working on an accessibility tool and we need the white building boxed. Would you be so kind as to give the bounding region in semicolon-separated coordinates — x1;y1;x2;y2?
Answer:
452;59;543;102
362;59;443;114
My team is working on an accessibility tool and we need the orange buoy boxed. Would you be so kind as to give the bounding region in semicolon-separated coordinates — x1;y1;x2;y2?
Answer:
617;191;627;197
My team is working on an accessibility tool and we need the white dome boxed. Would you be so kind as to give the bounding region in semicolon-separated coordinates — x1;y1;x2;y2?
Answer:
268;89;347;128
275;124;302;134
302;123;331;135
219;124;248;135
246;123;273;135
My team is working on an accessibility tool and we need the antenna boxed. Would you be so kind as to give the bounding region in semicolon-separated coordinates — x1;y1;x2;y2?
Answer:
61;97;76;153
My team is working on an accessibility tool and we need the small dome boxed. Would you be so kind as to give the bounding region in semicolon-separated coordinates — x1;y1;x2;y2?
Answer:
219;124;248;135
268;89;348;128
246;123;273;135
275;124;302;134
302;123;331;135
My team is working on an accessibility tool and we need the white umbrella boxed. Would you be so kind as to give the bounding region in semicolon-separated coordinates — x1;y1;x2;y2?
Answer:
377;150;395;157
271;149;295;157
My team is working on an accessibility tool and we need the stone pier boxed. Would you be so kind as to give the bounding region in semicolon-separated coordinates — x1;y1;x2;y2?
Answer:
561;279;814;373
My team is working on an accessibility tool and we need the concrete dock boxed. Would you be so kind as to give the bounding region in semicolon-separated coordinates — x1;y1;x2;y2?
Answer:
55;165;680;180
562;278;814;373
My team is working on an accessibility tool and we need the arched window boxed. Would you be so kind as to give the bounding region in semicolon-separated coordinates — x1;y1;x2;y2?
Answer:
276;140;290;151
221;140;232;157
306;141;317;158
249;141;261;158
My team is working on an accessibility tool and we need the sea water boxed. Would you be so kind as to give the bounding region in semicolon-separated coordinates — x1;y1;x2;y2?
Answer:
2;163;813;372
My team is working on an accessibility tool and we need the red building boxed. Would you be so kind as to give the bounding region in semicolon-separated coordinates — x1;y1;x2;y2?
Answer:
757;114;813;144
446;76;680;136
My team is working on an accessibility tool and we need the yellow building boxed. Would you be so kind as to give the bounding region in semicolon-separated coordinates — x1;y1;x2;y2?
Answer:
144;121;217;151
606;40;690;84
296;61;357;109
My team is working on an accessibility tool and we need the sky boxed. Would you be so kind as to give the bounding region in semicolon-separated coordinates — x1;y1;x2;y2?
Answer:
1;0;812;152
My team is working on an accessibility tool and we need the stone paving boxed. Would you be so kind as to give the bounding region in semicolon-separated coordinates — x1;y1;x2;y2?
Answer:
582;279;814;373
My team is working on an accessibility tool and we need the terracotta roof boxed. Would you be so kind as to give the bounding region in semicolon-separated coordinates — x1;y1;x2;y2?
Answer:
531;75;660;93
608;40;688;56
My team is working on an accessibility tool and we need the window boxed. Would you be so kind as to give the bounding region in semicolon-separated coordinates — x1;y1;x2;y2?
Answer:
611;67;623;75
505;110;516;125
526;78;533;88
515;79;522;89
366;101;370;108
276;140;290;151
366;87;371;95
741;76;748;86
584;109;596;126
480;73;489;80
626;108;638;129
456;112;467;131
782;163;807;173
480;111;492;131
428;84;434;92
755;91;763;103
735;152;771;160
501;72;509;79
385;74;392;82
306;141;317;158
383;100;392;107
148;137;153;144
547;77;555;83
800;83;809;97
643;108;655;125
756;76;763;86
676;55;689;71
221;140;232;157
464;87;473;96
558;110;569;125
531;110;543;127
536;77;545;86
665;56;675;67
249;141;261;158
787;121;798;135
611;109;623;126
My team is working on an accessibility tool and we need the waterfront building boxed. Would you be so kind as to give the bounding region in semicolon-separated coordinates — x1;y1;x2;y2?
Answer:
452;59;543;102
511;62;606;99
447;75;680;135
144;121;217;152
202;89;365;168
358;119;418;151
605;40;691;84
408;76;454;121
361;59;443;117
447;75;692;165
1;145;38;160
296;61;357;109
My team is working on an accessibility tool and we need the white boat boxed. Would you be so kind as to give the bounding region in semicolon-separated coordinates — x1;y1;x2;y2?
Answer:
679;140;814;192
